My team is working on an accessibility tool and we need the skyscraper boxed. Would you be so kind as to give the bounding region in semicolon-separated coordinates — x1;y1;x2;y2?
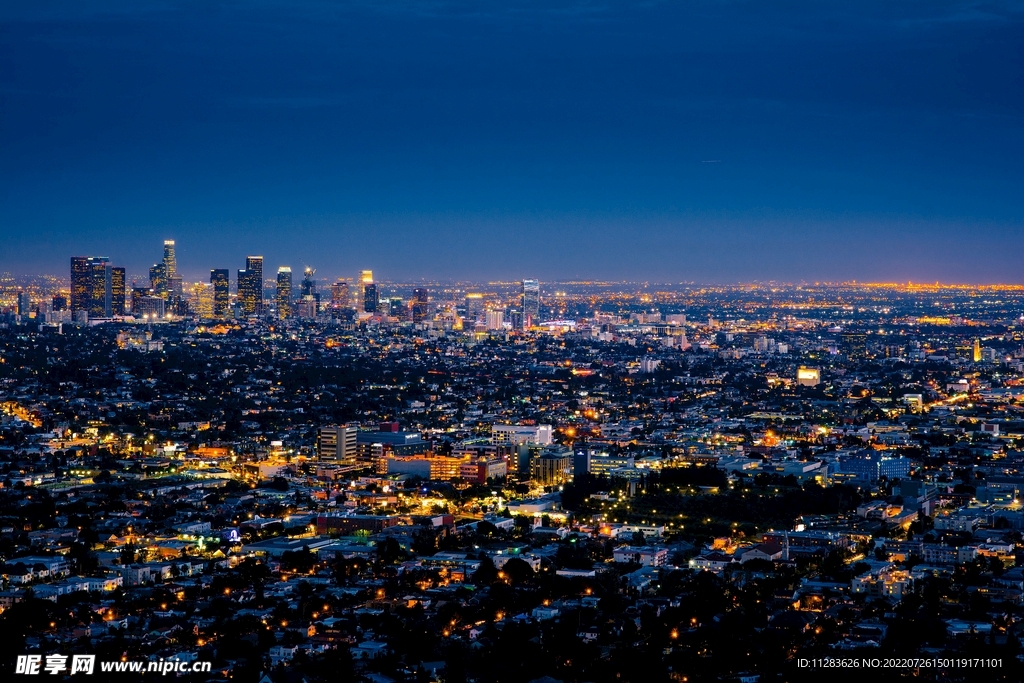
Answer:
111;267;126;316
149;263;167;297
522;279;540;329
299;266;319;317
464;293;484;324
191;282;213;319
364;283;379;313
162;240;176;278
276;267;293;318
88;259;112;318
238;256;264;316
330;280;350;309
412;288;429;322
210;269;230;318
973;338;982;363
71;256;112;319
70;257;93;315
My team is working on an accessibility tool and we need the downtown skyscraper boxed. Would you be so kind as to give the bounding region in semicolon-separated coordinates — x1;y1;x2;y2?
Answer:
237;256;264;316
522;279;540;329
210;269;230;318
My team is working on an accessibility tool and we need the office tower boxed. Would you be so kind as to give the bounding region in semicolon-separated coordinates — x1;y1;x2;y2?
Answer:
71;257;113;318
162;240;177;278
301;267;317;299
486;309;504;330
190;282;214;318
70;257;94;315
465;293;484;323
111;267;126;316
508;309;523;331
168;275;183;302
330;280;350;308
317;425;358;463
276;267;293;318
973;338;982;363
522;279;540;329
210;269;230;318
16;290;30;317
149;263;167;297
360;270;373;285
237;256;264;316
573;445;591;476
364;283;379;313
298;266;319;317
412;288;429;322
88;259;112;318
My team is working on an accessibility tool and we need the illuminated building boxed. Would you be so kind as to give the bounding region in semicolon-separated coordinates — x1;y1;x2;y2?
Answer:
237;256;264;316
842;332;868;359
531;447;572;486
330;280;349;308
973;338;982;363
71;256;109;317
412;287;429;322
149;263;167;297
491;424;553;446
486;309;504;330
110;267;126;316
190;282;213;318
16;289;31;317
360;270;373;285
162;240;176;278
317;425;358;463
87;257;112;318
464;292;484;323
210;269;230;318
276;267;292;318
522;279;540;328
796;366;820;387
364;283;379;313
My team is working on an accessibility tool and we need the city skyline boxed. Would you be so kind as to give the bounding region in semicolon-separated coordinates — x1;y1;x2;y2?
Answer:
2;1;1023;282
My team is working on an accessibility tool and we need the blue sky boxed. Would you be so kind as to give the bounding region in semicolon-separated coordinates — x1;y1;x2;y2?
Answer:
1;1;1022;282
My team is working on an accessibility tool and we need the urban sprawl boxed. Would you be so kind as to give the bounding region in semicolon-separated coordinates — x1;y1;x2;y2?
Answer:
1;241;1024;681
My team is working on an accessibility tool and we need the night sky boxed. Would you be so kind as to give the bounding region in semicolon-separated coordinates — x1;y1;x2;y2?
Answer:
1;1;1022;283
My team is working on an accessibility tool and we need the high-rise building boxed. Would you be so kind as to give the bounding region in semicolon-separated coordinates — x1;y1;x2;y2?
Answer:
88;260;112;318
16;289;31;317
973;338;982;363
210;269;230;318
486;309;504;330
149;263;167;297
360;270;373;285
388;297;405;319
412;288;429;322
364;283;379;313
70;257;93;315
298;266;319;317
317;425;359;463
330;280;350;309
465;293;484;324
71;257;113;319
301;267;317;299
190;282;213;319
111;267;126;316
522;279;540;329
238;256;264;316
162;240;177;278
276;267;293;318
